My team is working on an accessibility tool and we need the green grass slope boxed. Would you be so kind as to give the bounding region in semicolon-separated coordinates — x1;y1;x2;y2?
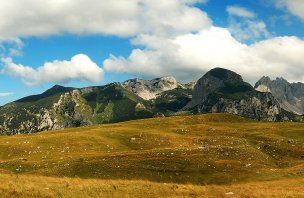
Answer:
0;113;303;187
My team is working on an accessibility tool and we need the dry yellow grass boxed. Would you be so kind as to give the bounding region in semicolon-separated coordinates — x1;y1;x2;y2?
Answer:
0;173;303;198
0;114;303;197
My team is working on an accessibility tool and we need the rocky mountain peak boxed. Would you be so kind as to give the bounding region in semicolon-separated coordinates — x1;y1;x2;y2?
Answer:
183;68;284;121
121;76;181;100
255;77;272;93
207;67;244;83
276;77;289;83
255;76;304;114
257;76;271;84
185;67;252;109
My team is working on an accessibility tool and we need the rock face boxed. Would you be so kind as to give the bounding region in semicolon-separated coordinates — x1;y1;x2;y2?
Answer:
198;92;281;121
255;76;304;115
183;68;284;121
121;76;182;100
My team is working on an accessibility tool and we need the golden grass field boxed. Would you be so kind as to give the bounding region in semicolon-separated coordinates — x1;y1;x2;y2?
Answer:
0;113;303;197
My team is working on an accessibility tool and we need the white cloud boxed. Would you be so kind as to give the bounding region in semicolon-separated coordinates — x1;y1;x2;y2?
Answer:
0;38;24;57
0;92;13;97
226;5;270;42
226;5;256;18
228;18;271;41
0;0;212;86
1;54;104;86
276;0;304;20
0;0;210;40
0;0;303;87
104;27;304;83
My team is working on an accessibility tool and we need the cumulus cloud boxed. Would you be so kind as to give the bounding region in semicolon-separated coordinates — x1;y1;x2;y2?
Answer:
0;92;13;97
0;0;303;87
276;0;304;20
226;5;256;18
0;0;211;87
1;54;104;86
104;27;304;83
0;0;210;40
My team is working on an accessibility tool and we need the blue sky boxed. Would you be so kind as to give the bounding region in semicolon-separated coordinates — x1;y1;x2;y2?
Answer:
0;0;304;105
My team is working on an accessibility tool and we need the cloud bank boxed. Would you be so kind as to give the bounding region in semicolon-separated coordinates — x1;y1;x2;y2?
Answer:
276;0;304;20
0;0;304;86
103;2;304;83
1;54;104;86
104;27;304;83
0;0;210;39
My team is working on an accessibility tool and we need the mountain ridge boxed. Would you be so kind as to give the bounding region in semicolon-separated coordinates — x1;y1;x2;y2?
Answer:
0;68;300;135
255;76;304;115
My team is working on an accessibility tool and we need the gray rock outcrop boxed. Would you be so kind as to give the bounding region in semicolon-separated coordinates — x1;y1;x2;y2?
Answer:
255;76;304;115
121;76;183;100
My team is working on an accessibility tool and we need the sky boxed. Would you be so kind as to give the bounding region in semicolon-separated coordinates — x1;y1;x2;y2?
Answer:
0;0;304;105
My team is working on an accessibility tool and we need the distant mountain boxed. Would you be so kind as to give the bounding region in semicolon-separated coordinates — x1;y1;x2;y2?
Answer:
16;85;74;103
255;76;304;115
0;78;193;135
121;76;184;100
0;68;299;135
183;68;288;121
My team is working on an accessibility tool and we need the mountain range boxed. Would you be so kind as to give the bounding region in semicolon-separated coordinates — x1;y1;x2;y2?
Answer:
255;76;304;115
0;68;303;135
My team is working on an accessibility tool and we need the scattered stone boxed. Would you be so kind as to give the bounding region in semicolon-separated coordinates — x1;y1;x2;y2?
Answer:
245;164;252;168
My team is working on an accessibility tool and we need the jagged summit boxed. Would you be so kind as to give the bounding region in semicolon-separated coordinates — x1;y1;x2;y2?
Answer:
121;76;182;100
255;76;304;114
258;76;271;83
256;76;289;86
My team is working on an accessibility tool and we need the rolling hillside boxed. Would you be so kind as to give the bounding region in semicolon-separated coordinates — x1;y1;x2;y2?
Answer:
0;114;303;197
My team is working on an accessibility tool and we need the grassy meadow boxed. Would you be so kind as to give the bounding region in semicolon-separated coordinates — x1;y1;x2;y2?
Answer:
0;113;303;197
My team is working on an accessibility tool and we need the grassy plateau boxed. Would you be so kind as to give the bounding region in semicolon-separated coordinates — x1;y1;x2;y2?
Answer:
0;113;303;197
